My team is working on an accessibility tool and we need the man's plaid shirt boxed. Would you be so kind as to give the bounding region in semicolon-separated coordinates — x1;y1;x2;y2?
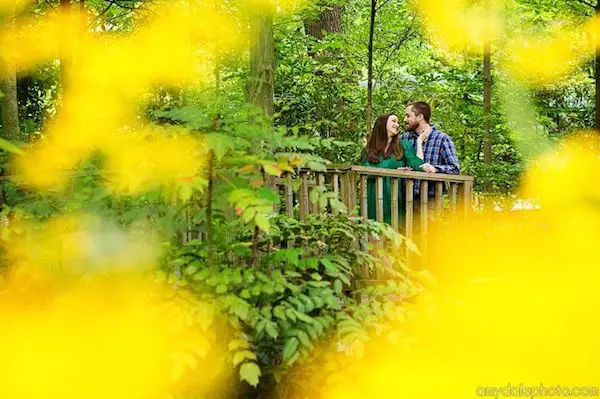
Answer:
401;126;460;196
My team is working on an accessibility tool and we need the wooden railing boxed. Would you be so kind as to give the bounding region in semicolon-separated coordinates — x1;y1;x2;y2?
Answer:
269;165;474;245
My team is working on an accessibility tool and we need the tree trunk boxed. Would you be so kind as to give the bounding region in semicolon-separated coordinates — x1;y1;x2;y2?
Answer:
304;4;342;40
60;0;71;91
366;0;376;134
247;10;275;116
0;6;20;142
79;0;86;33
596;4;600;131
0;72;20;142
483;39;492;165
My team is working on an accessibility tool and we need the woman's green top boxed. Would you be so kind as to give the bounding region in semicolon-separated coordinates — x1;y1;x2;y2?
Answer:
361;139;424;225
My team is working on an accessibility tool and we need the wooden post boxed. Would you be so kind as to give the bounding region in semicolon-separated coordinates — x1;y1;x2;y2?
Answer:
435;181;443;218
391;178;399;231
405;179;414;263
347;171;357;215
285;172;293;217
420;181;429;266
315;173;325;213
449;182;458;212
332;173;340;198
459;181;473;217
300;171;309;220
340;171;348;210
266;175;279;213
405;179;414;240
360;175;368;219
375;177;384;223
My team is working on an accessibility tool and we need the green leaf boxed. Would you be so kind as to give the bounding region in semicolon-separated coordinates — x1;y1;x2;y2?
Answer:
0;138;24;155
263;163;282;177
257;187;278;202
285;308;297;322
273;306;286;321
265;321;279;339
330;198;347;213
229;188;252;204
294;310;314;324
206;133;235;161
291;329;311;348
242;208;257;223
309;187;319;204
333;279;343;294
215;284;227;294
261;307;272;319
239;362;261;387
192;268;210;281
179;184;193;202
251;285;262;296
321;258;338;273
299;294;315;312
283;337;299;361
233;350;257;367
254;214;270;232
228;339;248;351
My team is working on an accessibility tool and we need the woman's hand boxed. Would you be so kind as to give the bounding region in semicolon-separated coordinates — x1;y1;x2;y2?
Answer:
397;166;412;171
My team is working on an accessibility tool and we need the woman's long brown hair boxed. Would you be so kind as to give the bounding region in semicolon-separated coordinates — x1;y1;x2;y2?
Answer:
364;113;403;163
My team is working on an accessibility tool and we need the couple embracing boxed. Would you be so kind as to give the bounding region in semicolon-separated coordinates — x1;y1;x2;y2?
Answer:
361;101;460;225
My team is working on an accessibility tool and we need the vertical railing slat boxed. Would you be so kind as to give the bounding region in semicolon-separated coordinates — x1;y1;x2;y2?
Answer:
375;177;384;223
314;173;324;213
332;173;339;197
300;171;309;220
391;177;399;231
459;181;473;218
285;172;294;217
435;181;443;218
420;180;429;266
405;179;414;240
360;175;368;219
449;182;458;212
347;171;357;214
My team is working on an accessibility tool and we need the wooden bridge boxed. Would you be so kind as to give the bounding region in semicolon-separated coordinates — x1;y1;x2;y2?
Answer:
268;165;474;240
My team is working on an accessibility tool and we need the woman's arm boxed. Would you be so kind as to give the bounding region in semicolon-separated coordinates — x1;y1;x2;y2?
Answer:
401;140;425;171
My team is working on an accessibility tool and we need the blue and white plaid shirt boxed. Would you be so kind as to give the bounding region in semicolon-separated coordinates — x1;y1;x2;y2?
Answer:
401;126;460;196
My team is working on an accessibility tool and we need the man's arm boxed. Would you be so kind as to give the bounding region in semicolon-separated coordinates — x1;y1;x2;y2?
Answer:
433;135;460;174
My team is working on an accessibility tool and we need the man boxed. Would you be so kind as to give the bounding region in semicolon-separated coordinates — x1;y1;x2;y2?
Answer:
401;101;460;175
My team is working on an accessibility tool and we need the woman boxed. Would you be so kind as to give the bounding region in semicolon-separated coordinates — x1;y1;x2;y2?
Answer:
361;113;424;225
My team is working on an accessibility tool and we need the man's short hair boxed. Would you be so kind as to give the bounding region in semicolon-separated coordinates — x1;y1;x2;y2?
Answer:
409;101;431;123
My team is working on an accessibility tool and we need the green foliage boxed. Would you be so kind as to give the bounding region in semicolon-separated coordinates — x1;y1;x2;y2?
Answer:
161;213;423;392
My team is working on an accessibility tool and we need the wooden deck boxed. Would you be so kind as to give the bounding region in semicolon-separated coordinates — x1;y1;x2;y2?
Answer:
268;165;474;242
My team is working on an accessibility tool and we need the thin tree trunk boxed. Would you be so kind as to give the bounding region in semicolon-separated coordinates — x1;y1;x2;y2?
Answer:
0;5;20;142
206;152;214;268
60;0;71;91
596;4;600;131
366;0;377;134
247;9;275;116
0;74;20;142
304;4;342;40
79;0;86;34
483;39;492;165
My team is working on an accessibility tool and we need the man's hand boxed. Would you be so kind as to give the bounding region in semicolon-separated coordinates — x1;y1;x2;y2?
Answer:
420;163;437;173
417;127;431;144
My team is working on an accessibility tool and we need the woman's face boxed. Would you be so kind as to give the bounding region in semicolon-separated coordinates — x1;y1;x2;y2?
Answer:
386;114;400;138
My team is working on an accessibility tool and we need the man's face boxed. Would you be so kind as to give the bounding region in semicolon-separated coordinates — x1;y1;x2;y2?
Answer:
404;106;421;131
